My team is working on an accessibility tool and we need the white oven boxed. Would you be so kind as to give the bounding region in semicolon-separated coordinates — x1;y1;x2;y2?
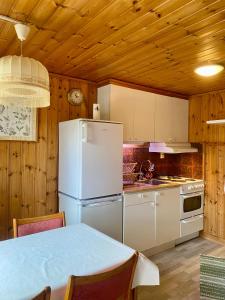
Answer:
179;179;204;239
157;176;204;240
180;191;204;220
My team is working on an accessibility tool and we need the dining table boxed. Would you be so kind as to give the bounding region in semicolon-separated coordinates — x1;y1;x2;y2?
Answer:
0;223;159;300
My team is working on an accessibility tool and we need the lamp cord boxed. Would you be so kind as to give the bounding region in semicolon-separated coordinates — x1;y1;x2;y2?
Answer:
20;40;23;56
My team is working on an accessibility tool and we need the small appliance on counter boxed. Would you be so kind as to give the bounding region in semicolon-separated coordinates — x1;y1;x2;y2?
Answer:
58;119;123;242
157;176;204;243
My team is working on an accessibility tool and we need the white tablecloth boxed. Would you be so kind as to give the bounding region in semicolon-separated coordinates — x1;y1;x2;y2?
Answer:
0;224;159;300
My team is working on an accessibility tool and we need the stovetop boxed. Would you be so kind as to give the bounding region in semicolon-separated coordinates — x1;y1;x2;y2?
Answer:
157;176;204;194
157;176;201;183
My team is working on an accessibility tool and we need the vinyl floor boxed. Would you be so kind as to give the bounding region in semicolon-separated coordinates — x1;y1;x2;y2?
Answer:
136;237;225;300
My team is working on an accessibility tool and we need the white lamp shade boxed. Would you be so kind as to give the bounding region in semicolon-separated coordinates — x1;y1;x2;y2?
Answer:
0;55;50;107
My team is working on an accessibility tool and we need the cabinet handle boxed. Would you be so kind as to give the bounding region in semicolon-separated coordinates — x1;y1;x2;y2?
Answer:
181;218;196;224
181;215;203;223
81;123;88;143
155;191;164;197
138;193;143;198
142;194;148;198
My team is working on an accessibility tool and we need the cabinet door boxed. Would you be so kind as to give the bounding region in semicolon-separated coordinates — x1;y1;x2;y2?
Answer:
170;97;188;142
123;192;156;251
155;188;180;245
155;95;188;142
133;92;155;142
154;94;173;142
110;85;134;141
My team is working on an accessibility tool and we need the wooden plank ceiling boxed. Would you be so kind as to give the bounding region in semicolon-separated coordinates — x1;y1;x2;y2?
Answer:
0;0;225;96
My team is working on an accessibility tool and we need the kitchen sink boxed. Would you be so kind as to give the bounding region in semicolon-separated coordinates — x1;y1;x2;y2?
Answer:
144;179;167;186
123;179;168;189
134;179;168;186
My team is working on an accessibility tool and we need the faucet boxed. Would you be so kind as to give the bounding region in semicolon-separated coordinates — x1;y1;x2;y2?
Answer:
139;160;155;181
139;161;145;181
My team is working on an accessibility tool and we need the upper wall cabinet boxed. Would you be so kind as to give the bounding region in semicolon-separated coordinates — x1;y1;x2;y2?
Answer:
97;84;188;142
98;84;155;141
155;94;188;142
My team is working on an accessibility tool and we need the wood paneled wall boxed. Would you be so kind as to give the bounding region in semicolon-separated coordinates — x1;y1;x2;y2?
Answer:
189;91;225;143
189;91;225;241
204;144;225;239
0;74;96;240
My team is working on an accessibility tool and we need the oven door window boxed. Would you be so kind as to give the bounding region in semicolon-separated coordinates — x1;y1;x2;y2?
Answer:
183;195;202;212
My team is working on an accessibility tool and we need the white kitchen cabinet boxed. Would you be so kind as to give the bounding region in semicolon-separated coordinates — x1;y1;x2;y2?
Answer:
123;191;156;251
123;187;180;251
98;84;155;142
133;94;155;142
154;94;188;142
98;84;188;143
110;85;135;141
170;97;189;142
155;188;180;245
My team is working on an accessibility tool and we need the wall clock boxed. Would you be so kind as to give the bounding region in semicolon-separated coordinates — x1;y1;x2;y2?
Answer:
67;89;84;105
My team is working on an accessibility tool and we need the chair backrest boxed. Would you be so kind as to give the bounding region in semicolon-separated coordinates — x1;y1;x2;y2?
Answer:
64;251;138;300
200;254;225;299
13;212;65;238
32;286;51;300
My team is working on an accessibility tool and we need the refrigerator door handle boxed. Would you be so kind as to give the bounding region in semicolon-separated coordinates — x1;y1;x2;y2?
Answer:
82;198;122;208
110;198;122;203
81;122;88;143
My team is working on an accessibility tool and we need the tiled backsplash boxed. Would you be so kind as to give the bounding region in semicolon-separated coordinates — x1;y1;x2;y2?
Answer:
123;144;203;179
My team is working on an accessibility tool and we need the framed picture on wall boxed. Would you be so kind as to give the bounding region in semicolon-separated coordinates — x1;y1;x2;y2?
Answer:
0;104;37;141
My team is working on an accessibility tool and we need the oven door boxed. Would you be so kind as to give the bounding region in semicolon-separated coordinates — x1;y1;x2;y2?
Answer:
180;192;204;220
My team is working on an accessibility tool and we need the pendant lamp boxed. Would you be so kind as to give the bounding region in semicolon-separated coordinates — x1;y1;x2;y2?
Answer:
0;22;50;107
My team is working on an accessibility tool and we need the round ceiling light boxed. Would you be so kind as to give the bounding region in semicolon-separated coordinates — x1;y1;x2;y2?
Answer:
194;64;224;77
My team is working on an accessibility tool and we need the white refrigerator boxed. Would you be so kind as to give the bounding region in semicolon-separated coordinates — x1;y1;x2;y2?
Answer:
58;119;123;241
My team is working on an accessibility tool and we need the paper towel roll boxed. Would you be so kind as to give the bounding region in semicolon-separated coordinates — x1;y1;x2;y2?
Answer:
93;104;100;120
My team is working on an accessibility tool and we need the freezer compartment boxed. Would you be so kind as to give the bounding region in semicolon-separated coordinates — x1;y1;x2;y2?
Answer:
59;193;123;242
81;196;123;242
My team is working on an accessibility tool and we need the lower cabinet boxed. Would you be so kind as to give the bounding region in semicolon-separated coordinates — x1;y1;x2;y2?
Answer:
155;188;180;245
123;191;156;251
123;187;180;251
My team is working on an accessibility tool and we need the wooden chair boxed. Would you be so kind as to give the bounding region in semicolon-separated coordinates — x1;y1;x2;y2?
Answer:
64;251;138;300
13;212;65;238
31;286;51;300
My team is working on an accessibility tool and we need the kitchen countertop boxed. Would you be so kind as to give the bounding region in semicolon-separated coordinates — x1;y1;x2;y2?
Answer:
123;182;181;194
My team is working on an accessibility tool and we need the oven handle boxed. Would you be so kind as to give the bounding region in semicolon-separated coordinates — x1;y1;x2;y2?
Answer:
181;215;203;223
181;192;204;199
